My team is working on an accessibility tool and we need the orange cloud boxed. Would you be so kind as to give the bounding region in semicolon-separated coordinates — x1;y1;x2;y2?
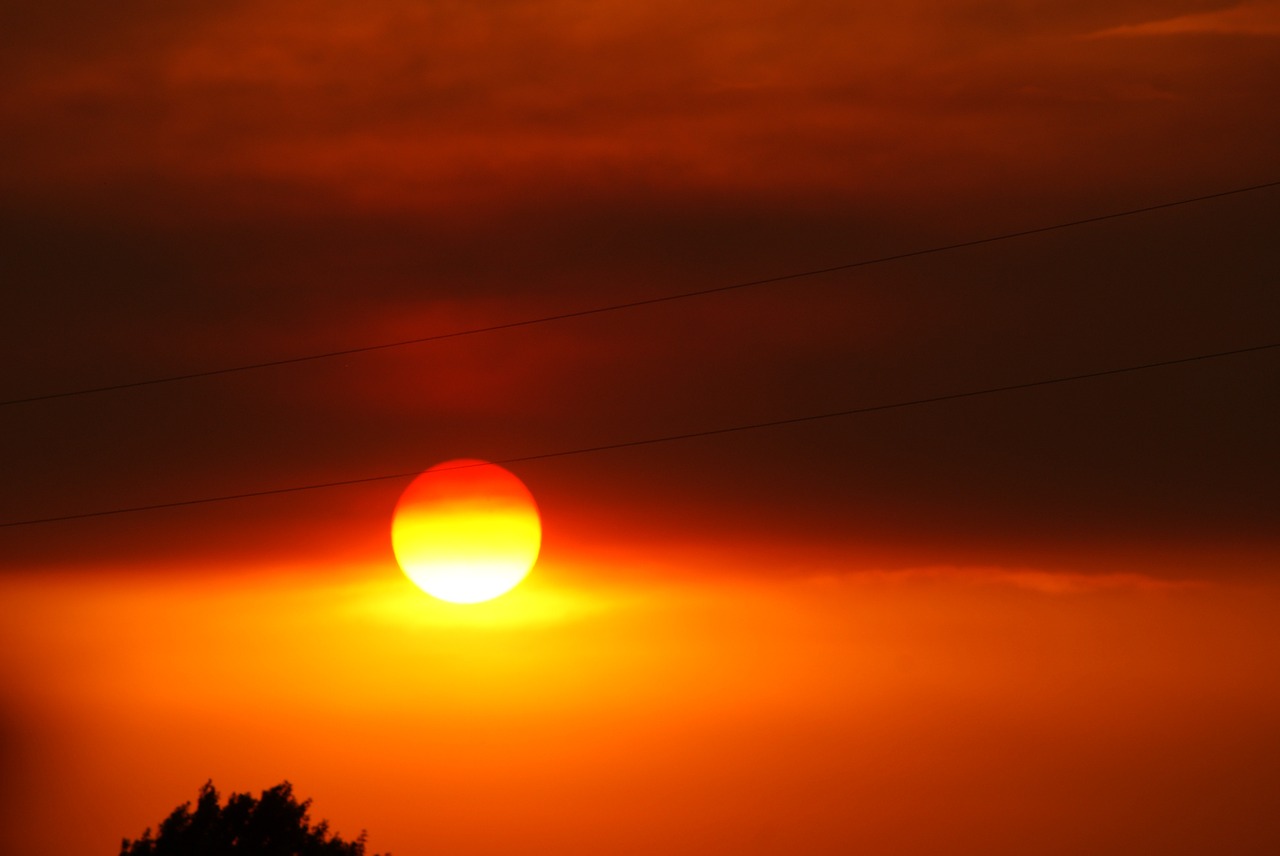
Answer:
6;0;1274;223
807;565;1208;594
1092;1;1280;36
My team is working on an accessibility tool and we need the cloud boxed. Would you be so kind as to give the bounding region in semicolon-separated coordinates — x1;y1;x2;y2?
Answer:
1091;1;1280;37
808;566;1207;594
8;0;1274;221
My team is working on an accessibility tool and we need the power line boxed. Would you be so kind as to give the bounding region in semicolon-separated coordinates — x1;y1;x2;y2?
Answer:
4;179;1277;409
2;341;1275;529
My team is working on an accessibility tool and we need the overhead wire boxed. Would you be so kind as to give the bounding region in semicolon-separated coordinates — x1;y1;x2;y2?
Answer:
2;341;1275;528
3;178;1277;408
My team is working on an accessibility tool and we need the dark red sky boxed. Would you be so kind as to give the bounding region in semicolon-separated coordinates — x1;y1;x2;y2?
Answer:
3;0;1277;578
3;4;1280;855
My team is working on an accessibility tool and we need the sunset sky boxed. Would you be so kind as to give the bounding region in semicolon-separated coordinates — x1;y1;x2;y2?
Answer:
2;2;1278;854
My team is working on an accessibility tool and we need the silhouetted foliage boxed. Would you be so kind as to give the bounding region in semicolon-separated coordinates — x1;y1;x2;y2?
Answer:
120;781;387;856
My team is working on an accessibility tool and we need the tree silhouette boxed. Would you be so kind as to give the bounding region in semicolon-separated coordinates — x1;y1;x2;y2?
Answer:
120;781;387;856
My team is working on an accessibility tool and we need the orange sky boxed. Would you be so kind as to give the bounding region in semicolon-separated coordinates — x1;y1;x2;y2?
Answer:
4;564;1280;854
2;1;1278;853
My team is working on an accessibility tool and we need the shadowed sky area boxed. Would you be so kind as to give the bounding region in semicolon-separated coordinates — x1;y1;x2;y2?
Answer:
1;2;1278;854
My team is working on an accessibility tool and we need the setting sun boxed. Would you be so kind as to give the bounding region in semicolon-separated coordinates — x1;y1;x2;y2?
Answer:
391;459;541;604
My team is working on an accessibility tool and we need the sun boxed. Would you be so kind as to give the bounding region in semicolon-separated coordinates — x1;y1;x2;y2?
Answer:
391;459;542;604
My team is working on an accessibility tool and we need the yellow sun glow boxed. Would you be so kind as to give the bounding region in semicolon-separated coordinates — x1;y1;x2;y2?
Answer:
391;459;542;604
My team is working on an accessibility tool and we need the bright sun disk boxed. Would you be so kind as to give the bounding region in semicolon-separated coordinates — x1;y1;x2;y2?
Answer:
391;459;541;604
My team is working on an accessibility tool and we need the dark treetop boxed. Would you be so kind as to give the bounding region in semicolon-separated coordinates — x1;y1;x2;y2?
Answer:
120;781;388;856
